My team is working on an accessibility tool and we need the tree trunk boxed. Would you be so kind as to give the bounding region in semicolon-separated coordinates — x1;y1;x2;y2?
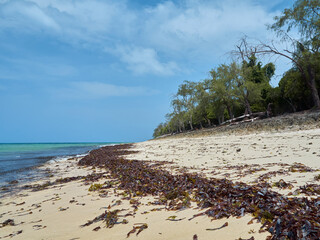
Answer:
307;65;320;109
189;115;193;130
266;103;273;117
206;118;211;127
244;96;252;117
218;117;221;125
226;104;234;119
220;115;224;124
284;98;297;112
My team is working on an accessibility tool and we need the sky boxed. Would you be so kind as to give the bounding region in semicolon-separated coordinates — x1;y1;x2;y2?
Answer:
0;0;295;143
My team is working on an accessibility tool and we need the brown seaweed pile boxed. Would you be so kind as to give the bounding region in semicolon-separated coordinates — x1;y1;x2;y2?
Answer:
22;172;108;191
78;144;320;240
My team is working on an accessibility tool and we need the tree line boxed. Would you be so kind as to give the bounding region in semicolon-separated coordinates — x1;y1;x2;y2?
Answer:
153;0;320;138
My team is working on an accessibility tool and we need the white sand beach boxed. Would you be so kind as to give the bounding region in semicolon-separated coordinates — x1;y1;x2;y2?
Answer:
1;124;320;240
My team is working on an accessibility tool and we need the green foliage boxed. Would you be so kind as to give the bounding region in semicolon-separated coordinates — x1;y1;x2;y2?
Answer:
152;0;320;138
153;58;276;137
270;0;320;108
271;0;320;49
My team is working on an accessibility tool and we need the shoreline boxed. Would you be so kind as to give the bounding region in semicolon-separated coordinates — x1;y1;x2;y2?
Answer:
0;143;120;195
1;122;320;239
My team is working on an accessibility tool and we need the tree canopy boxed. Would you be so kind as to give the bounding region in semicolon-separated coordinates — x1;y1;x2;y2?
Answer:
153;0;320;138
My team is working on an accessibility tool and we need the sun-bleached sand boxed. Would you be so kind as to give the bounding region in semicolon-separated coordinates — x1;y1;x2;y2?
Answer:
1;125;320;240
128;128;320;195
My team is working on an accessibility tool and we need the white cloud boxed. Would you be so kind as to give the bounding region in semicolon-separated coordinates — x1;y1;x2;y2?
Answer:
112;45;179;75
55;82;157;99
140;0;277;55
0;0;59;31
0;0;292;76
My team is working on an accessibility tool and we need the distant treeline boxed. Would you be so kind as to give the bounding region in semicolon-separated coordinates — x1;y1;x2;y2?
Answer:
153;0;320;138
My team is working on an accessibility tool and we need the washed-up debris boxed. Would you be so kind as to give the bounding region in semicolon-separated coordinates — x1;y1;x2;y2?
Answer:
22;172;107;192
105;210;120;228
126;223;148;238
33;224;46;230
2;230;22;238
1;219;14;227
314;174;320;181
88;183;103;191
238;237;255;240
299;184;320;196
92;226;101;231
206;222;228;231
272;179;293;189
58;207;69;211
79;144;320;240
15;201;25;206
288;162;316;173
257;170;288;182
166;216;185;221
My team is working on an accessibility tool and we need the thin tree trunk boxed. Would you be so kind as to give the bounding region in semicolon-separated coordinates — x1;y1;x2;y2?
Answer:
226;105;234;119
206;118;211;127
244;96;252;117
218;117;221;125
189;115;193;130
221;115;224;124
284;98;297;112
307;65;320;109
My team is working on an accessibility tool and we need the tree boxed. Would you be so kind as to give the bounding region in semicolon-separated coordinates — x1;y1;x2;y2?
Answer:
209;63;239;119
170;98;186;133
278;67;315;112
176;81;197;130
232;41;276;116
263;0;320;109
192;81;213;128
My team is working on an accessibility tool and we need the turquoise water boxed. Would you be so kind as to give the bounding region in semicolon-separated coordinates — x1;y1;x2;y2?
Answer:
0;143;109;153
0;142;118;187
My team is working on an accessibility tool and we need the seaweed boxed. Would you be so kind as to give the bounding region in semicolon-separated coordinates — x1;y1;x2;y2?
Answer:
166;216;185;221
126;223;148;238
23;172;107;192
81;210;120;228
206;222;228;231
272;179;293;189
105;210;119;228
1;219;14;227
288;162;316;173
79;144;320;240
88;183;103;192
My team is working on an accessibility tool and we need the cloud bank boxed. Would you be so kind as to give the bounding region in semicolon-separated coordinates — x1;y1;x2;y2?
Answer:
0;0;283;76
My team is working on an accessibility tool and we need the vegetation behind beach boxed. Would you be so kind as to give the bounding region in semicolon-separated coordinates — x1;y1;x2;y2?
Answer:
154;0;320;138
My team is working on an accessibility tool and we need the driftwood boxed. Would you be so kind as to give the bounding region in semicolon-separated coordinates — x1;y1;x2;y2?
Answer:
221;109;271;126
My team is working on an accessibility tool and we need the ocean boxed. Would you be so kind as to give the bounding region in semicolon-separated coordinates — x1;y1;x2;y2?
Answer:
0;142;117;189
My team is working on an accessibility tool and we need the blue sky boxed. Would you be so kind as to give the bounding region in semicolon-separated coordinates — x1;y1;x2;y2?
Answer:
0;0;295;143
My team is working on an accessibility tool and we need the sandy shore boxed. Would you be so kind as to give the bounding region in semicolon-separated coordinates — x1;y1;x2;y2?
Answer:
1;126;320;239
